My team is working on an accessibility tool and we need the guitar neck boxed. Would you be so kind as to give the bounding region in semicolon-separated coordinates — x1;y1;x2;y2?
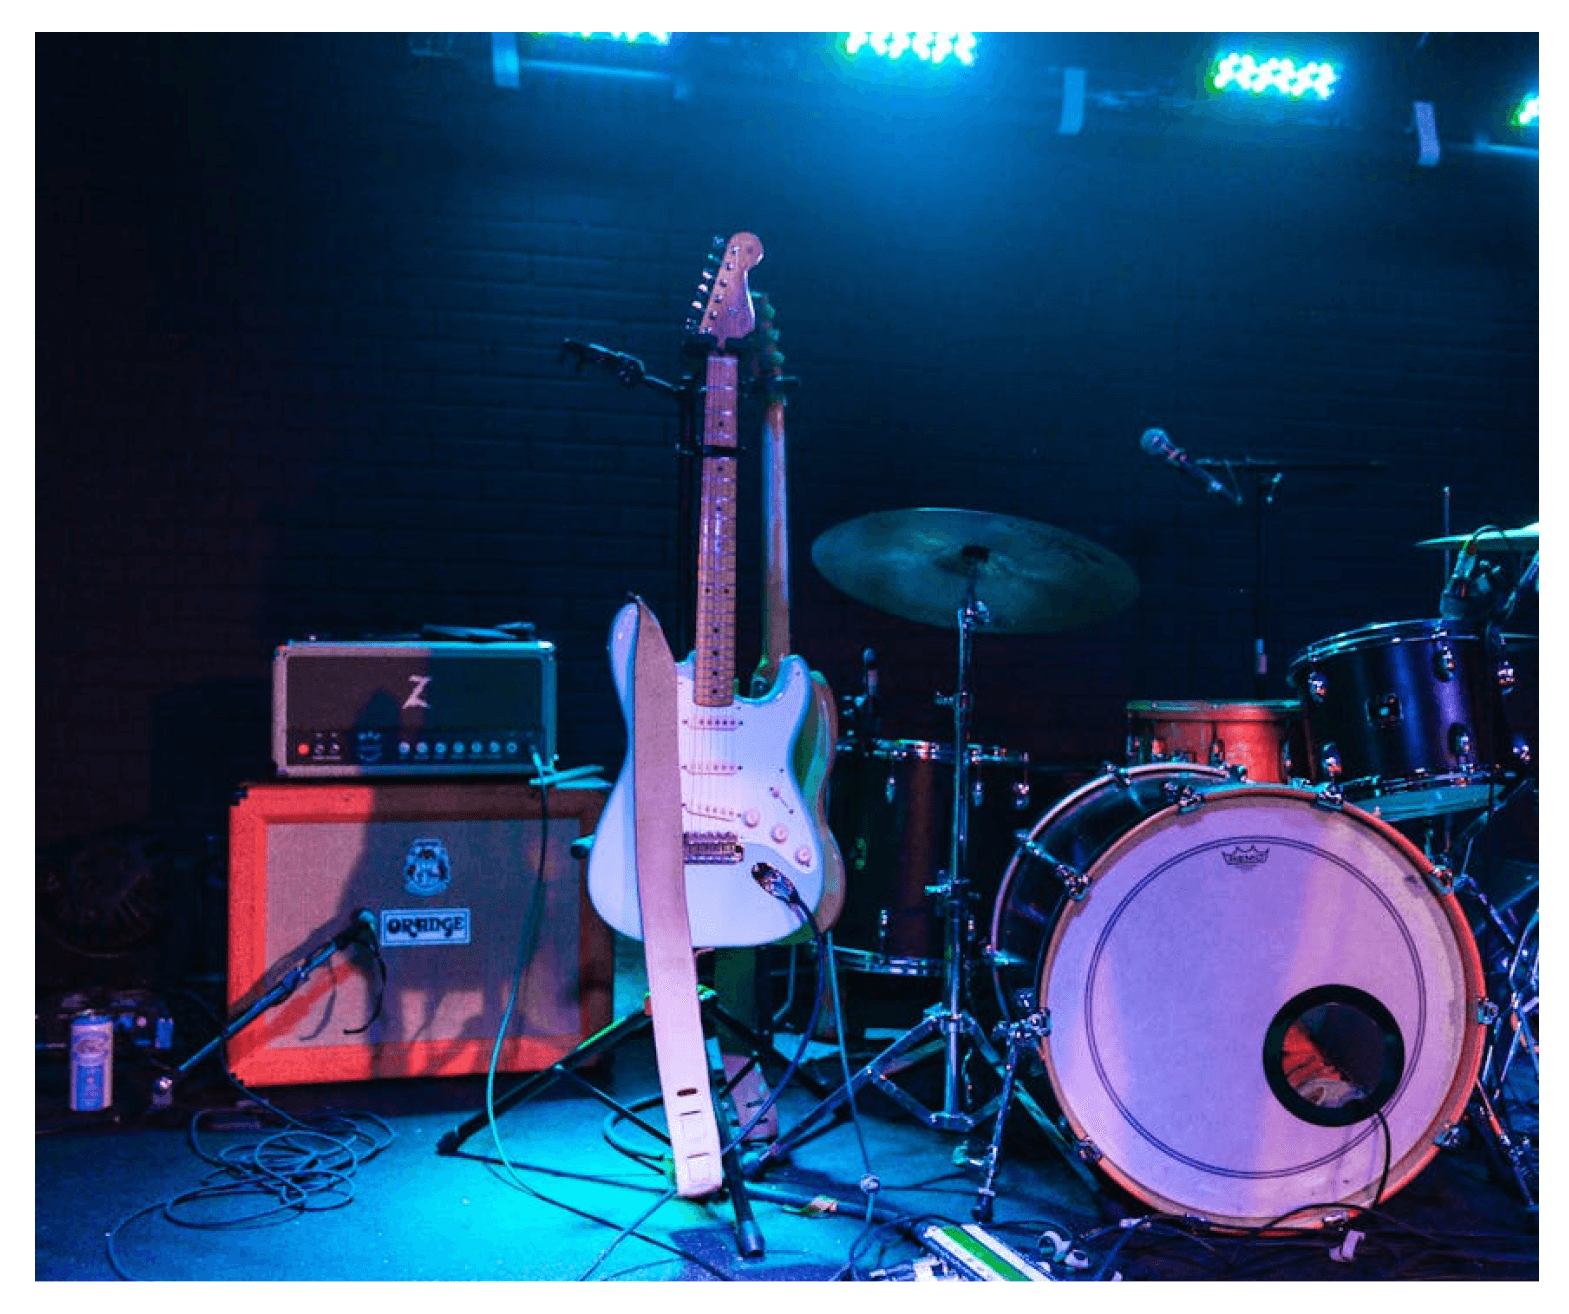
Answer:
694;351;740;707
757;394;791;688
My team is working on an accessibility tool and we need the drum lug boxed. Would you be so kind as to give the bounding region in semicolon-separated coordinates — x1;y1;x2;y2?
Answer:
1511;734;1532;768
996;1002;1051;1047
1314;782;1346;810
1019;839;1092;900
1162;781;1207;813
1432;634;1457;682
1424;862;1455;896
1435;1123;1466;1150
1477;997;1501;1027
1318;743;1343;782
1306;670;1328;703
1074;1137;1102;1166
1057;862;1092;900
1496;654;1517;694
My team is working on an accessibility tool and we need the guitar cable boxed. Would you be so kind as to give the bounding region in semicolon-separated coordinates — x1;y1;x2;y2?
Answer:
748;864;884;1237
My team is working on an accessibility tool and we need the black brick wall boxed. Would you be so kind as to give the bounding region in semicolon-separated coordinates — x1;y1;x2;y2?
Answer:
37;34;1538;853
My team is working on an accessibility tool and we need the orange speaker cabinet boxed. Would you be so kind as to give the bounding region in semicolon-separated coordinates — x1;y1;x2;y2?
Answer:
226;778;613;1086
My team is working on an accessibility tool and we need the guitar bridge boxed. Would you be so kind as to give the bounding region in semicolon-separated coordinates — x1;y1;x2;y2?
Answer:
684;831;744;864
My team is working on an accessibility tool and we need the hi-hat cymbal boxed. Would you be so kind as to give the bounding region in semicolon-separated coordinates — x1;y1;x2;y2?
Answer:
1416;521;1539;551
811;507;1138;634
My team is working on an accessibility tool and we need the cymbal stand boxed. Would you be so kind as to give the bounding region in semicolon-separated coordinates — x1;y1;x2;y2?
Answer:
749;567;995;1169
752;556;1106;1215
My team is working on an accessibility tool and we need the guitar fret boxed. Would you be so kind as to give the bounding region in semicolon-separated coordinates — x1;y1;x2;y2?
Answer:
694;355;739;708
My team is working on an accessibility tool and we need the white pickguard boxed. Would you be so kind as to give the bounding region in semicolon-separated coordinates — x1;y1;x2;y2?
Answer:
587;601;826;947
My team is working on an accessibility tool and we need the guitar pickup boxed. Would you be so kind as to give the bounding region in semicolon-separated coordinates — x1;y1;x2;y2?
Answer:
684;832;744;864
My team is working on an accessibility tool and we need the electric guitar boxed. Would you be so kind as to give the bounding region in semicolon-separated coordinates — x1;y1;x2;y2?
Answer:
749;292;845;935
589;234;828;947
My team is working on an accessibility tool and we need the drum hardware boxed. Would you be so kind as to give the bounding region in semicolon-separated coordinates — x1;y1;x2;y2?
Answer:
1469;1080;1537;1211
757;532;1124;1189
1016;840;1091;900
1444;783;1539;1210
970;1006;1053;1223
1179;454;1386;696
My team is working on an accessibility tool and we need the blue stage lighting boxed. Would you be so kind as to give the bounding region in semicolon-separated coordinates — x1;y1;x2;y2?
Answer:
1515;94;1539;127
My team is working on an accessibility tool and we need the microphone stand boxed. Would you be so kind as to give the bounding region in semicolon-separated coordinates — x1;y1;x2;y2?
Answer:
561;338;702;653
1196;455;1387;697
152;920;380;1107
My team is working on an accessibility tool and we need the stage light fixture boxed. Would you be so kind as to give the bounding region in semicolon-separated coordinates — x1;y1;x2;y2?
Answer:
537;31;672;45
842;32;977;66
1211;51;1338;100
1514;93;1539;127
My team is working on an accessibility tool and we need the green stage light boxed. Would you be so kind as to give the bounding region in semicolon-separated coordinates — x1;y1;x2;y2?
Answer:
537;31;671;45
1212;51;1337;100
842;32;977;66
1515;94;1539;127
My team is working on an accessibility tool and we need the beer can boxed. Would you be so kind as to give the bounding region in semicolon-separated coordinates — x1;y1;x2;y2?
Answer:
69;1011;114;1112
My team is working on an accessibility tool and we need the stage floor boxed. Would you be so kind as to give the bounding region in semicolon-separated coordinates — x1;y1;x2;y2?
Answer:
36;937;1539;1284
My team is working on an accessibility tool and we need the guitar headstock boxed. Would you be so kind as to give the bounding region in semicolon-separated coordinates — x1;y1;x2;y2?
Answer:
687;232;764;351
750;290;785;392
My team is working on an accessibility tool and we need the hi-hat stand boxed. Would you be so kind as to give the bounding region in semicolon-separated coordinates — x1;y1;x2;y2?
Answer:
748;553;1102;1216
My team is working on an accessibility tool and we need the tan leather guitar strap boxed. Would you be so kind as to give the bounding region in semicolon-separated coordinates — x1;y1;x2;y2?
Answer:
629;598;724;1200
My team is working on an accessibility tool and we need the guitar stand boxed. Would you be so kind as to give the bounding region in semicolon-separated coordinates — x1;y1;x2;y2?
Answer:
437;988;778;1260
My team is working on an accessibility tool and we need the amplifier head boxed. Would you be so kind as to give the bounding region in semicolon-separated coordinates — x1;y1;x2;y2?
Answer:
273;640;556;777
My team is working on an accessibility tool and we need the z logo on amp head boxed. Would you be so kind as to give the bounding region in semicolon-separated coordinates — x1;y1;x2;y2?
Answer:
403;674;432;711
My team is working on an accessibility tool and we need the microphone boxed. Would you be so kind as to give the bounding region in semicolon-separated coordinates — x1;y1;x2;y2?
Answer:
331;908;379;952
1440;540;1497;622
1139;429;1242;505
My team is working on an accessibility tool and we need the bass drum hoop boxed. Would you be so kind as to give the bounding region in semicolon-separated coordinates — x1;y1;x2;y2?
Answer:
1017;783;1486;1229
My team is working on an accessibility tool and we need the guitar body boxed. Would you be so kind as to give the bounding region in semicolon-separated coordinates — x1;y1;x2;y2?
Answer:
589;600;828;947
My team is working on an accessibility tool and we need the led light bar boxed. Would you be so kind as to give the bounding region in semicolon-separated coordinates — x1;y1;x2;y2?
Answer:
535;31;671;45
1212;52;1337;100
842;32;977;66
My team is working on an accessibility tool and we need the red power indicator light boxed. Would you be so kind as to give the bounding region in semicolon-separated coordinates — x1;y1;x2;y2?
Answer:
297;742;312;756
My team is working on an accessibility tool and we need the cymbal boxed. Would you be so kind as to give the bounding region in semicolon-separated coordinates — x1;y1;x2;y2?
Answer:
1416;522;1539;551
811;507;1138;634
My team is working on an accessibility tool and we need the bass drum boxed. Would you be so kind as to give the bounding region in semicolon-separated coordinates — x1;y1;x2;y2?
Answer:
989;770;1486;1230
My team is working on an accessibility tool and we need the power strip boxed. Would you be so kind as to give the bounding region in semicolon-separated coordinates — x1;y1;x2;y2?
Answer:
918;1223;1057;1281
